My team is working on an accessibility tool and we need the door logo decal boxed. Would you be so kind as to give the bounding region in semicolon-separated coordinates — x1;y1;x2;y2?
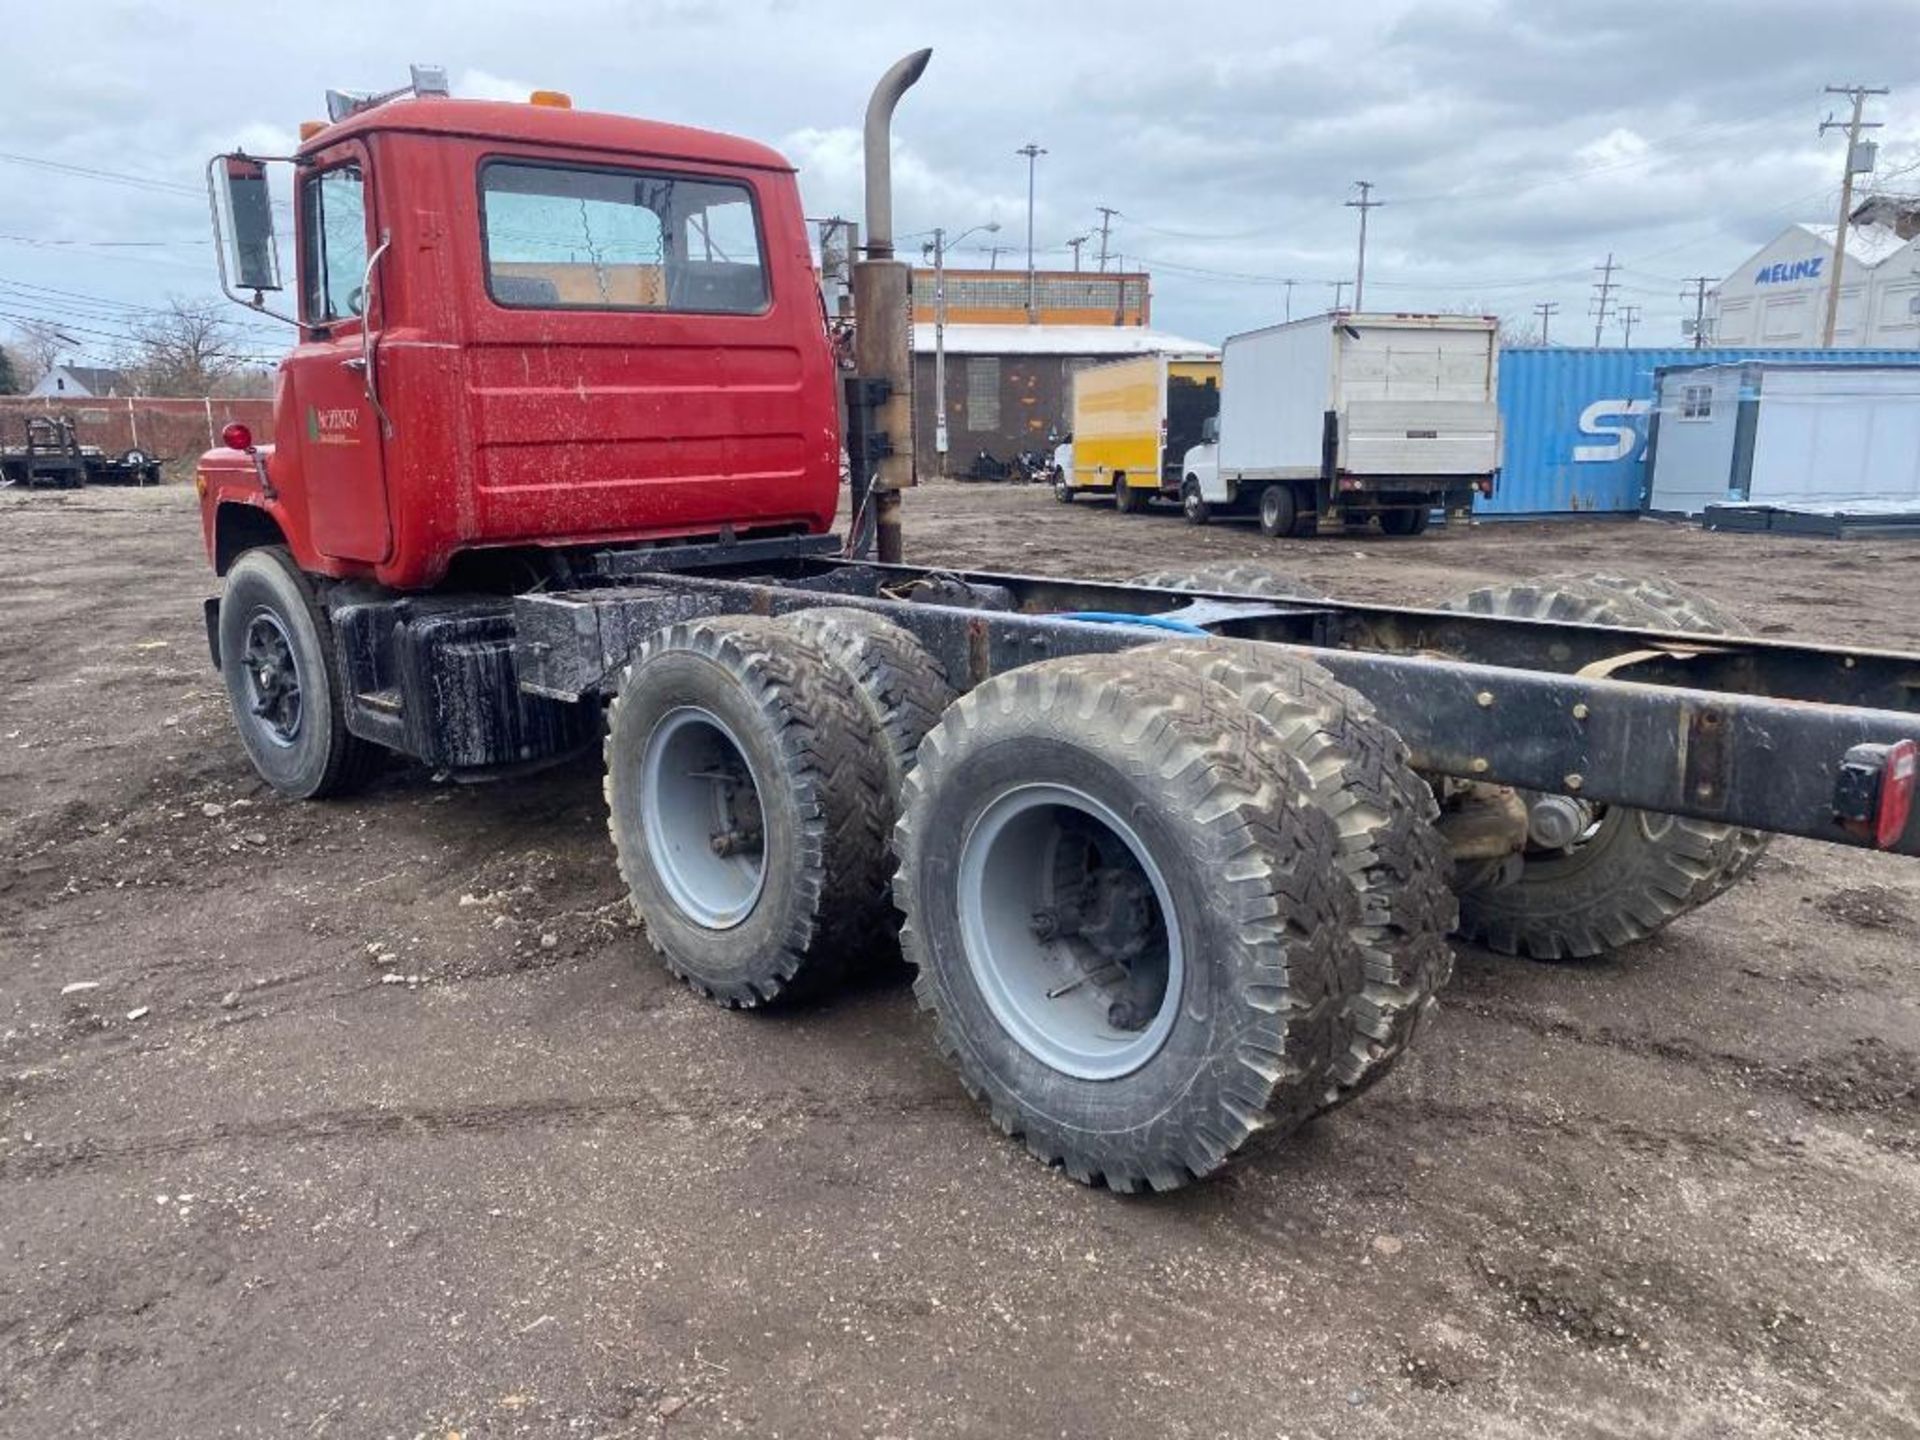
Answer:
306;405;362;446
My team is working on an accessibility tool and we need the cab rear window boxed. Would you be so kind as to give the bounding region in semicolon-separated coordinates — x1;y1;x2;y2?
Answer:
479;160;768;314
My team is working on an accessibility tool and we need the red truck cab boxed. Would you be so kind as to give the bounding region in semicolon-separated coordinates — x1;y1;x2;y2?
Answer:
198;92;840;589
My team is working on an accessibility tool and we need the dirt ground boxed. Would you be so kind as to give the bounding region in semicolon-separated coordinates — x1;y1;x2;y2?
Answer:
2;481;1918;1439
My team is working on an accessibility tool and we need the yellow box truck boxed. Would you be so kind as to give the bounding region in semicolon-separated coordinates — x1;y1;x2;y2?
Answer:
1061;354;1221;512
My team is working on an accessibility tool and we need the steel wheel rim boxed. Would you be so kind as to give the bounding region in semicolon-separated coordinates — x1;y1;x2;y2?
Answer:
1261;487;1286;528
641;706;768;929
241;609;303;748
957;783;1185;1080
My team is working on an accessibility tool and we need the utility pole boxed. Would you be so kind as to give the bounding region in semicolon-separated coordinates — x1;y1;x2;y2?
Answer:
1590;252;1619;346
1017;142;1047;322
1094;205;1118;272
1282;278;1297;322
1818;84;1887;347
984;244;1010;270
1680;277;1714;348
1345;180;1382;311
1066;234;1089;272
1617;304;1642;348
1532;300;1559;345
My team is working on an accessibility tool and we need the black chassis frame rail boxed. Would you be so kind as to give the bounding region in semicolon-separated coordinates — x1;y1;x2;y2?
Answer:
512;557;1920;857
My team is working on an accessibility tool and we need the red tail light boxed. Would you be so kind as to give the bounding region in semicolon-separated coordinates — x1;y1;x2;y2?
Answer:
221;422;253;452
1837;739;1917;849
1879;740;1918;849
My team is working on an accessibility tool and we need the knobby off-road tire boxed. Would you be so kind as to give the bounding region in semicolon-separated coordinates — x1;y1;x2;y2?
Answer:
604;617;892;1008
217;546;379;800
1146;640;1456;1108
1440;576;1755;960
778;608;956;800
1547;572;1772;891
894;652;1359;1191
1126;562;1329;601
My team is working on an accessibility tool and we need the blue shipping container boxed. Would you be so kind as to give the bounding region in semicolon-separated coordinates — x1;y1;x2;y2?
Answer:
1485;347;1920;516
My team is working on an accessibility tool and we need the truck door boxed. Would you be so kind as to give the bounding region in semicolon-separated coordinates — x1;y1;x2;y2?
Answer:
287;145;391;563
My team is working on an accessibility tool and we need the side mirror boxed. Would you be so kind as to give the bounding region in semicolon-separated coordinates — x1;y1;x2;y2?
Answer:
219;157;282;293
1201;415;1220;444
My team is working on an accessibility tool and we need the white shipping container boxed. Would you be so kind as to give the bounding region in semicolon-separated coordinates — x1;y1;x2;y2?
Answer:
1646;363;1920;516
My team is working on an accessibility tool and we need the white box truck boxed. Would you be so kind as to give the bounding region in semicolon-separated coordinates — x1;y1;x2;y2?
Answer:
1180;313;1501;537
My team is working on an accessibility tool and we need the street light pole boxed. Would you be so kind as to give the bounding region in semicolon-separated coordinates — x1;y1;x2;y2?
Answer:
925;221;999;478
1017;142;1047;322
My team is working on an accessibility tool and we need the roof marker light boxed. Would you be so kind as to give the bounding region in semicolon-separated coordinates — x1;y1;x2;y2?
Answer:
529;90;573;109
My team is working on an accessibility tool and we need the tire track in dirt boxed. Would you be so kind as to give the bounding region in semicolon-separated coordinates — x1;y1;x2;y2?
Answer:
0;1086;972;1181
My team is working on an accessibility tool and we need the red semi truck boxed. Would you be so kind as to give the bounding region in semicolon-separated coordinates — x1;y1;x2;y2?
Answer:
196;58;1920;1192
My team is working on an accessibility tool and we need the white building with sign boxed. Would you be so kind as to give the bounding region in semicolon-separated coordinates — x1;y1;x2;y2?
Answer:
1710;196;1920;349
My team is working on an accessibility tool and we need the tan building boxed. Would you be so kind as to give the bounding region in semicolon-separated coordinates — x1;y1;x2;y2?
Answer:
911;269;1150;328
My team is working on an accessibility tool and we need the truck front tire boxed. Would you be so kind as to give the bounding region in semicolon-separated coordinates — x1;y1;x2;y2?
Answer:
1181;477;1211;525
604;618;893;1007
217;547;377;800
894;652;1358;1191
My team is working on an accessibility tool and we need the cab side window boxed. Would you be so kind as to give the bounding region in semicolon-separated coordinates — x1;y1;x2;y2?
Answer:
480;161;768;315
300;163;369;325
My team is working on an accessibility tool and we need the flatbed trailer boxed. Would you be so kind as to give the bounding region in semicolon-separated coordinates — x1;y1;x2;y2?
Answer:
189;55;1920;1192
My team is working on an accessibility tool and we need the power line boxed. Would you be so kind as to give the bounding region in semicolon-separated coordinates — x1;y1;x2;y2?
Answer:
0;149;202;197
0;233;205;249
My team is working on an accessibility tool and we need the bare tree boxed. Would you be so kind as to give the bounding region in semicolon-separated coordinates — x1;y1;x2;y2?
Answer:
9;321;68;387
0;344;21;396
122;297;247;396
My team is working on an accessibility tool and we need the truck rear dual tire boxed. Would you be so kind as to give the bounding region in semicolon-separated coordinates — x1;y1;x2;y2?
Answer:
1379;507;1431;537
1144;641;1457;1107
604;617;893;1007
894;652;1359;1191
1113;477;1147;515
1439;575;1765;959
217;546;379;800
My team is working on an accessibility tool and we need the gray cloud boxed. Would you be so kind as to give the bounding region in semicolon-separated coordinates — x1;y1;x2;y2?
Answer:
2;0;1916;360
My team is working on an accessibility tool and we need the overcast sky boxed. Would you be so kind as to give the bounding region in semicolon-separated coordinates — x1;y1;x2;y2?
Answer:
3;0;1918;368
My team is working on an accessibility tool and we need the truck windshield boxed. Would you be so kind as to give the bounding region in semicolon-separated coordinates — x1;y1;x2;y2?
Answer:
480;160;767;315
